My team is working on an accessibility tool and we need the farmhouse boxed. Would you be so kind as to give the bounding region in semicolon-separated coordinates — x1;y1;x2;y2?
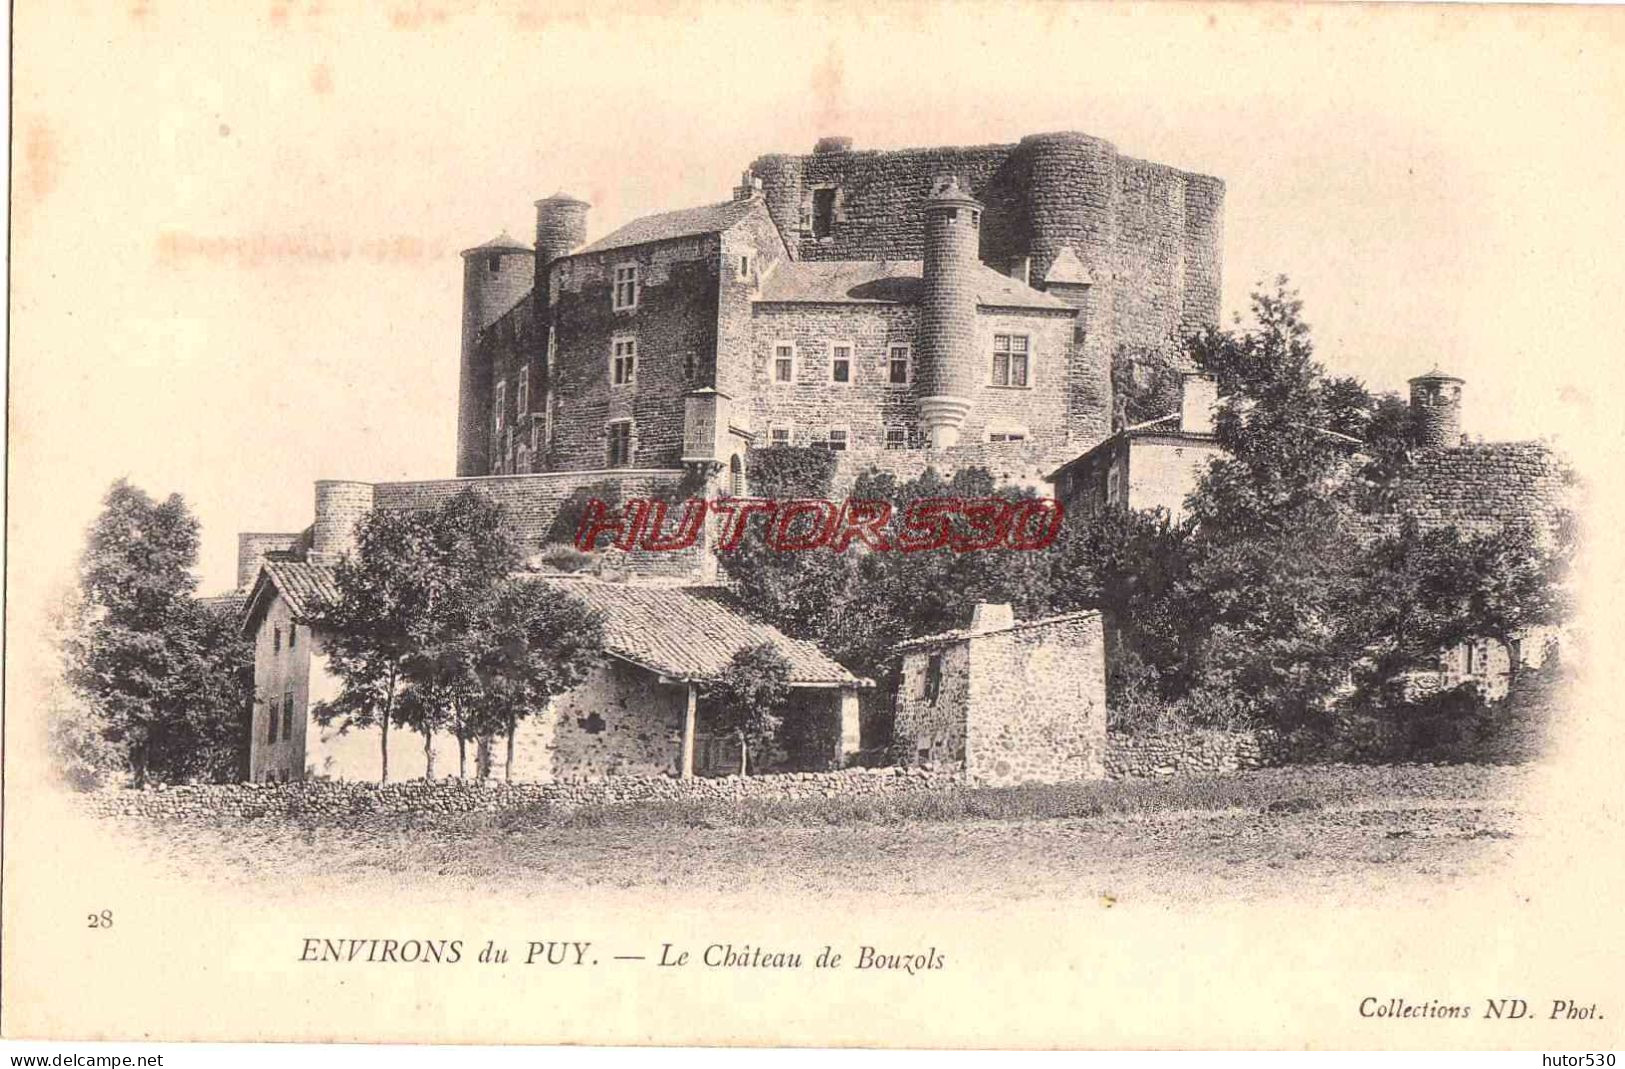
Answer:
241;558;865;783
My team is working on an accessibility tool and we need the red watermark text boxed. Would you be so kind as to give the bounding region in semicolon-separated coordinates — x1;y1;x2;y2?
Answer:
574;497;1065;554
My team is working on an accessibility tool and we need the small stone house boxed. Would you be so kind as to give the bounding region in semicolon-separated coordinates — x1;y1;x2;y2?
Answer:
240;561;868;783
891;604;1107;786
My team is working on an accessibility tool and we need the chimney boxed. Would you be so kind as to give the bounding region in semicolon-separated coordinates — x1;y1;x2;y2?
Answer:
732;170;764;202
1180;371;1218;435
969;603;1015;633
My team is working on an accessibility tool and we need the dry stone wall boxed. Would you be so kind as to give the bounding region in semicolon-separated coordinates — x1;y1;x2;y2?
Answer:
79;766;964;822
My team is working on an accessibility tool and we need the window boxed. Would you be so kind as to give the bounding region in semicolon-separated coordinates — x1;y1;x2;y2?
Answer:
738;254;753;280
289;623;297;649
282;691;294;741
517;366;529;416
816;427;849;452
887;343;911;386
769;425;792;447
987;426;1028;443
772;342;796;385
830;342;853;385
487;255;501;275
607;420;633;467
611;336;637;386
494;380;507;431
924;653;943;703
885;426;907;451
730;455;745;497
612;264;639;310
683;352;696;381
991;334;1030;387
812;188;836;238
267;698;279;744
273;626;281;652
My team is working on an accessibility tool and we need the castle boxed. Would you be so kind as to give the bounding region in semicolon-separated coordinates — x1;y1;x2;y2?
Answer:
226;128;1576;786
235;129;1227;784
459;132;1223;487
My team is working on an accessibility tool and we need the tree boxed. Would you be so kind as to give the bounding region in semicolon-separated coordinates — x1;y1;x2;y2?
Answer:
62;480;252;785
467;579;605;783
703;643;792;776
310;508;439;783
403;490;522;779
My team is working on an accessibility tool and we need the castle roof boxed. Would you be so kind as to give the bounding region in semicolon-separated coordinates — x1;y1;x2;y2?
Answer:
538;578;869;687
756;259;1073;311
575;198;761;256
461;231;531;257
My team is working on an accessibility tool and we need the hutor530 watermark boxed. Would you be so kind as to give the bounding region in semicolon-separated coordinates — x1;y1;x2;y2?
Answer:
574;497;1065;554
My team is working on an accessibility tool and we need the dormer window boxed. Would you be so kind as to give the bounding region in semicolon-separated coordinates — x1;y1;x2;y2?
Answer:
612;264;639;311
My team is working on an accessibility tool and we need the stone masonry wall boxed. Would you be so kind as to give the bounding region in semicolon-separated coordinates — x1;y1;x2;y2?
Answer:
371;470;703;577
547;234;721;471
964;614;1107;785
749;303;921;450
80;766;965;822
1368;442;1575;545
748;134;1224;368
1104;730;1284;779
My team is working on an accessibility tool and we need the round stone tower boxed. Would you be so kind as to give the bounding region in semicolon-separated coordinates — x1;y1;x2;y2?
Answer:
1408;368;1465;448
311;480;376;565
916;175;984;449
457;232;534;477
534;193;591;289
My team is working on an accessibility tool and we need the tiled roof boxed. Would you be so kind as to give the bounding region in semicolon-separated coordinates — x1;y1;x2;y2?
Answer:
575;198;760;256
756;259;1073;311
538;579;868;687
242;560;341;633
891;610;1100;653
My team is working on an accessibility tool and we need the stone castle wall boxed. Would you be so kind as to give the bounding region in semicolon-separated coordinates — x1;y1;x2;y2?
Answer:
748;133;1223;362
548;234;722;471
1365;442;1575;545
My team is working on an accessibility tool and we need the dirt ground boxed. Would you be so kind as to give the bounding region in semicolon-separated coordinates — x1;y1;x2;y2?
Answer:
105;765;1527;908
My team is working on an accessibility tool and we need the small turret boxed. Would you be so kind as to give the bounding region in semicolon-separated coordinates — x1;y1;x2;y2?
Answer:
534;193;590;286
1408;368;1465;448
916;175;983;449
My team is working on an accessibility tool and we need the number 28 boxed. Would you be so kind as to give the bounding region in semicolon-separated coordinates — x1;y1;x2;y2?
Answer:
87;910;112;929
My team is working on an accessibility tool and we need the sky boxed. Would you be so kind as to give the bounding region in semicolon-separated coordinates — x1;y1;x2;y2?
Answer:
11;1;1625;603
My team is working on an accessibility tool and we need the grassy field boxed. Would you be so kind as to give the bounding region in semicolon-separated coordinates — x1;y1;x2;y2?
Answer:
111;764;1526;906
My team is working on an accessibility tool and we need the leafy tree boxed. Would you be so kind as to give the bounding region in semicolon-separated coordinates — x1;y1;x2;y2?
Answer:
310;508;438;783
1111;342;1186;431
467;579;604;782
703;643;792;776
401;490;522;779
62;480;251;785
